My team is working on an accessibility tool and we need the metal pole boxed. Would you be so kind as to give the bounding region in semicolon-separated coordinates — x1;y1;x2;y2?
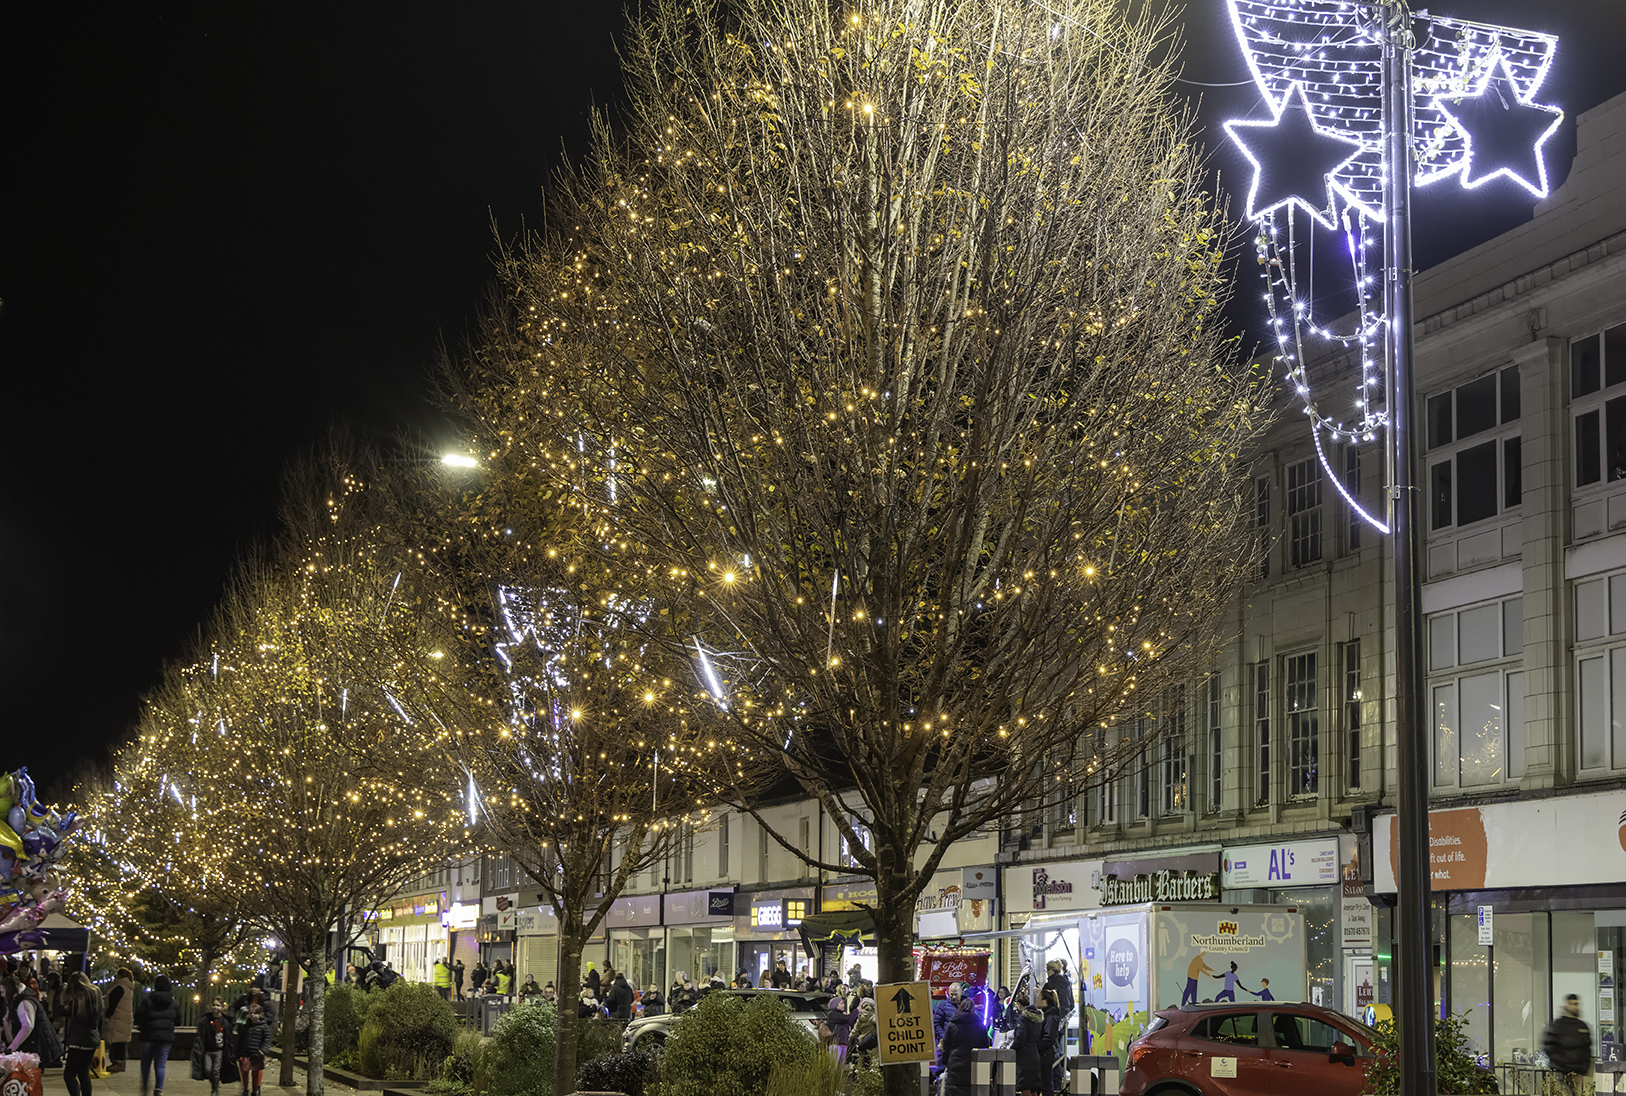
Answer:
1383;6;1436;1096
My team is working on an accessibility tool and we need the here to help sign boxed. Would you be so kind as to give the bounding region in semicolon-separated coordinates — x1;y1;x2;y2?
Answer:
876;981;936;1066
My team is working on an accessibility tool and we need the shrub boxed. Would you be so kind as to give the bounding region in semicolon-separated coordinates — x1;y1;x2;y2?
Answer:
482;999;558;1096
840;1063;884;1096
355;981;457;1080
764;1051;841;1096
657;991;822;1096
1363;1010;1497;1095
575;1018;625;1069
323;983;375;1062
440;1030;486;1090
575;1050;656;1096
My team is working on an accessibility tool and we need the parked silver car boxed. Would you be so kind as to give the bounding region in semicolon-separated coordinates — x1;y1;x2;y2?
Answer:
620;988;833;1053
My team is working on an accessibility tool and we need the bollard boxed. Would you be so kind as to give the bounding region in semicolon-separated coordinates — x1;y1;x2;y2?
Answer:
1069;1054;1120;1095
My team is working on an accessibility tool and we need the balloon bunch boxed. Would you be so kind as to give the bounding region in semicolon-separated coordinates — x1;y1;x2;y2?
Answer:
0;768;78;955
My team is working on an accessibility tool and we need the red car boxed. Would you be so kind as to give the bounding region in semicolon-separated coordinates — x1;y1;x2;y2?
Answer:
1120;1001;1380;1096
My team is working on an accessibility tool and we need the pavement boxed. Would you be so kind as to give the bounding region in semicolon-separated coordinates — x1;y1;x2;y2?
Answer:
40;1057;359;1096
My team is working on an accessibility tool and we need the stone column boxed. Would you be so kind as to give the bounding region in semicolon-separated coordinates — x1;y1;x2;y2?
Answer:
1515;337;1569;789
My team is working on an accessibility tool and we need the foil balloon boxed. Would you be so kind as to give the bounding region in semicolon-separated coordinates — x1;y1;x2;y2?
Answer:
0;766;80;956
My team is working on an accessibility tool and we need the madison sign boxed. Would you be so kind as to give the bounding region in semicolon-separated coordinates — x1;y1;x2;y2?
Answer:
1099;870;1219;906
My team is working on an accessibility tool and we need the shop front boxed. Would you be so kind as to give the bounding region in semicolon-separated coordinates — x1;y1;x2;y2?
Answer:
481;894;519;967
735;886;815;984
606;893;664;993
514;902;560;991
1220;833;1346;1012
664;888;736;985
819;867;999;990
375;894;447;984
1374;791;1626;1075
444;900;481;984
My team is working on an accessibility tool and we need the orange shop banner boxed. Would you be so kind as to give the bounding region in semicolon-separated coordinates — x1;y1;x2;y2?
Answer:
1374;790;1626;892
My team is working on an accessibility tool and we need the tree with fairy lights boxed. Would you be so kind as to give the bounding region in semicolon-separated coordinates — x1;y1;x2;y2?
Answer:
391;415;753;1095
128;446;462;1096
454;4;1270;1090
65;768;257;999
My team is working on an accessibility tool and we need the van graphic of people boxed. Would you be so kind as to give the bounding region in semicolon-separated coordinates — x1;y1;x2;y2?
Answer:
1215;961;1243;1002
1183;952;1219;1006
1254;977;1274;1001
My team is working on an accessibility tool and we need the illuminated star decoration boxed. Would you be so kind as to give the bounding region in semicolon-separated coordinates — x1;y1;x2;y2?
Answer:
1429;54;1564;196
1224;82;1364;230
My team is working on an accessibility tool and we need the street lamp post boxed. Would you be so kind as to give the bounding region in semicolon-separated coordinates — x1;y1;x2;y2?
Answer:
1382;8;1436;1096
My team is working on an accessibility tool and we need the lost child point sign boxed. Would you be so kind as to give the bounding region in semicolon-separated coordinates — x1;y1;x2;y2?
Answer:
876;981;935;1066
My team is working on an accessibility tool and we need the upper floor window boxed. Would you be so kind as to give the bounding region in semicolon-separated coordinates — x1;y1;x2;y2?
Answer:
1427;366;1522;531
1256;475;1272;580
1161;687;1188;816
1286;459;1322;567
1343;640;1363;790
1572;328;1626;488
1285;652;1318;797
1207;673;1223;813
1576;571;1626;773
1344;447;1363;552
1430;596;1524;789
1254;660;1271;807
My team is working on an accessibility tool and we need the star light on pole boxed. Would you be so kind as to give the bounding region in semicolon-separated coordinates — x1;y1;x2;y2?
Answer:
1225;82;1366;230
1428;55;1564;196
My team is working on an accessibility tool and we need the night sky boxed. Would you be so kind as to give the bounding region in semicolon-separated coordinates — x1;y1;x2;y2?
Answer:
5;1;1624;799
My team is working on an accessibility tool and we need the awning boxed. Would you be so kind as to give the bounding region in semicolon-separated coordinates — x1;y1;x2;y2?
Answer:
34;913;89;952
796;910;877;955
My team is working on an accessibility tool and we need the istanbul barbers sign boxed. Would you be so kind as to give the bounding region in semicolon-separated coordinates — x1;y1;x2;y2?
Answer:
1099;870;1218;906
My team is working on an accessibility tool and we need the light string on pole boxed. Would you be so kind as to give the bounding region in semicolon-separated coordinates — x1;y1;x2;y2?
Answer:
1222;0;1562;535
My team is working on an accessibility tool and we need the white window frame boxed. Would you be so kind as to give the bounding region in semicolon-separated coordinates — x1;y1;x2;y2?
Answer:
1285;651;1319;798
1161;686;1189;817
1429;595;1526;790
1286;458;1323;568
1425;365;1522;532
1575;570;1626;774
1254;660;1272;807
1207;673;1223;813
1571;327;1626;491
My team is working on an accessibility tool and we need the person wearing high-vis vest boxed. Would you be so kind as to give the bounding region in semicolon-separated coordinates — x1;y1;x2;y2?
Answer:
432;959;452;1000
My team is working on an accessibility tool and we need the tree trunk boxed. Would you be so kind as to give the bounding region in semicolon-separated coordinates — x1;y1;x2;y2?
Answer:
278;960;298;1087
552;933;584;1096
305;963;326;1096
875;860;921;1096
195;951;217;1014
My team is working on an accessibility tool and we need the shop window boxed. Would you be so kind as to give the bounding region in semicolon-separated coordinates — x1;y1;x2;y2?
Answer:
1575;572;1626;773
1430;597;1525;789
1207;673;1223;813
1286;458;1322;567
1254;660;1272;807
1573;328;1626;488
1285;652;1318;797
1343;640;1363;790
1425;366;1522;530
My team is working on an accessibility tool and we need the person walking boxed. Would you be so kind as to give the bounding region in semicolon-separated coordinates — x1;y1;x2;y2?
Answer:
494;962;513;998
452;958;466;1001
939;995;992;1096
61;971;103;1096
103;967;136;1073
1009;991;1047;1096
196;997;229;1096
134;975;179;1096
235;1003;272;1096
432;957;452;1001
1543;993;1593;1094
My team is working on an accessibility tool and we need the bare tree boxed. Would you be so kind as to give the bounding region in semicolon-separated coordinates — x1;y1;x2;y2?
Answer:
127;447;461;1096
458;3;1267;1092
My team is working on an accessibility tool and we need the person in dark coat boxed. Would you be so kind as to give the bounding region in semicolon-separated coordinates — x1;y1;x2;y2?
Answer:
605;974;635;1021
640;985;665;1016
933;982;965;1050
1009;992;1046;1096
1037;988;1063;1096
452;958;466;1001
470;961;488;994
1543;993;1592;1092
196;997;229;1096
826;996;854;1051
61;972;103;1096
939;996;992;1096
584;963;602;998
135;975;180;1096
235;1004;273;1096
